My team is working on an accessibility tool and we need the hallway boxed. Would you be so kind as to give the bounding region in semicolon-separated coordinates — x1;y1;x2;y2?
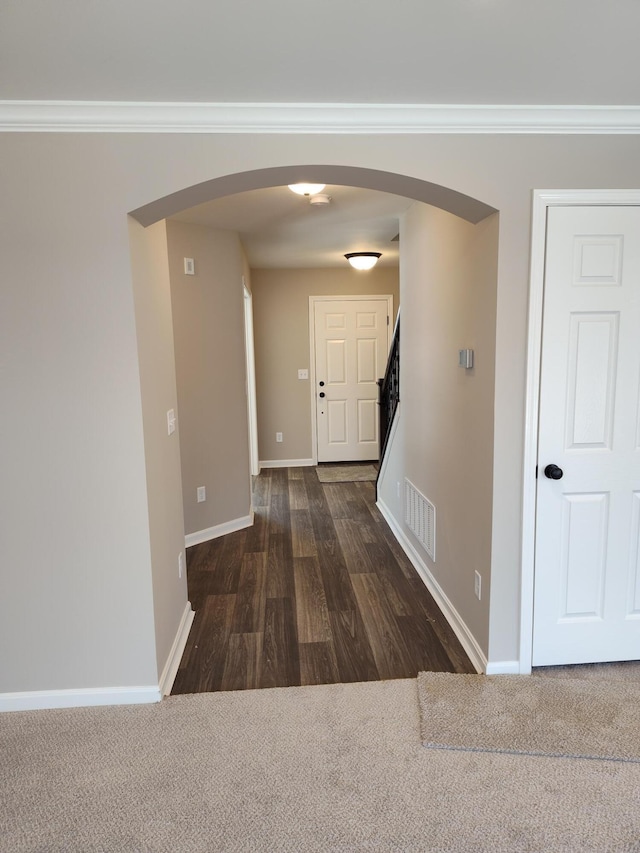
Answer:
172;466;474;695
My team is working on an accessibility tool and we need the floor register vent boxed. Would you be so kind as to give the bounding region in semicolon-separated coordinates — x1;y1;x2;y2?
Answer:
404;478;436;561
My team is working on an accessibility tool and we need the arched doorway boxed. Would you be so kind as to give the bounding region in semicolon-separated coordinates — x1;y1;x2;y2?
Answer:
129;166;499;691
130;165;495;227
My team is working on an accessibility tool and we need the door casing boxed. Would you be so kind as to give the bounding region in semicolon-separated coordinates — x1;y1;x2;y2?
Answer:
520;189;640;674
243;283;260;477
309;294;393;465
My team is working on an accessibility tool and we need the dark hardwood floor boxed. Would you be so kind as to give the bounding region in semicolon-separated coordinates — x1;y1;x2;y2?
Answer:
172;466;474;695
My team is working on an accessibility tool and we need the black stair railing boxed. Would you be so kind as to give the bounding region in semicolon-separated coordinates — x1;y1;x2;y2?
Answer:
376;315;400;494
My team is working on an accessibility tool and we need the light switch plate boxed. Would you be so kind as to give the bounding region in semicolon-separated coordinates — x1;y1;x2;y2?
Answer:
184;258;195;275
458;349;474;369
298;369;309;380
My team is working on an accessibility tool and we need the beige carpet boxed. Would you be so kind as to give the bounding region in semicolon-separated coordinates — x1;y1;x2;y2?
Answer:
3;678;640;852
418;670;640;762
315;464;377;483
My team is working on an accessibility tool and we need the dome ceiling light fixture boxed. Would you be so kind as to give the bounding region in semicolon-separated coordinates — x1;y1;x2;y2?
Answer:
308;193;331;207
344;252;382;271
288;183;326;196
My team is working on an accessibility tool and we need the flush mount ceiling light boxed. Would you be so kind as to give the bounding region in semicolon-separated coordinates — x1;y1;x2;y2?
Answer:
288;183;326;196
344;252;382;271
308;193;331;207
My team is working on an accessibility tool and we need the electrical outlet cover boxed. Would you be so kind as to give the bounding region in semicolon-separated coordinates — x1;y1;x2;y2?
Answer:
474;571;482;600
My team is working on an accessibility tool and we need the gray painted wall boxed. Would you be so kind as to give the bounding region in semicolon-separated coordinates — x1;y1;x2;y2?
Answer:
2;133;640;698
166;221;251;538
251;267;399;463
378;203;498;659
129;219;190;678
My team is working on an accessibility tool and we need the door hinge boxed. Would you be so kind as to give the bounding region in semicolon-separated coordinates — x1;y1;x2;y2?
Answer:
387;315;389;326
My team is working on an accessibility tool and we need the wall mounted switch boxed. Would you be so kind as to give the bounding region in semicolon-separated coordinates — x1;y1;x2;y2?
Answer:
197;486;206;503
184;258;195;275
178;552;184;579
276;432;283;443
298;369;309;380
459;349;474;369
167;409;176;435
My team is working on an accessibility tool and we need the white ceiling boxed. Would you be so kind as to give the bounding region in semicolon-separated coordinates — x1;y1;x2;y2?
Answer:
5;1;637;269
1;1;639;105
171;185;412;268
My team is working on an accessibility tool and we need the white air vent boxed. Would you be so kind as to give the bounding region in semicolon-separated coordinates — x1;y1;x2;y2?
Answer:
404;479;436;561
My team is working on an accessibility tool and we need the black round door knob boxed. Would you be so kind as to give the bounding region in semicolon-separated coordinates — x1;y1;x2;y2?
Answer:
319;381;325;387
544;464;564;480
319;392;325;398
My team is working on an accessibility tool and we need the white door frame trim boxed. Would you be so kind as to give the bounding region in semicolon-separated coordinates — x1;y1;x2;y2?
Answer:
520;189;640;674
243;284;260;476
309;294;393;465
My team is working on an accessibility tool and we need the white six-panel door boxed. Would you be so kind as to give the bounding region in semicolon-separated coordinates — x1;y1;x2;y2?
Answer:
313;296;392;463
532;206;640;666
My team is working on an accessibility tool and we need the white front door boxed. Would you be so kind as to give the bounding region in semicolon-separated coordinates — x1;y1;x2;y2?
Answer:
532;205;640;666
313;296;391;463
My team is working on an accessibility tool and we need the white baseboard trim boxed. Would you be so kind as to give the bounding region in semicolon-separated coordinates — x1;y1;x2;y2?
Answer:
158;601;195;696
259;458;315;469
485;661;521;675
0;685;161;713
185;511;254;548
377;497;488;674
1;602;197;713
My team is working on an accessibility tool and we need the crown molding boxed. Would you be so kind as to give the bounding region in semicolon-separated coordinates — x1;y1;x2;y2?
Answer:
1;101;640;134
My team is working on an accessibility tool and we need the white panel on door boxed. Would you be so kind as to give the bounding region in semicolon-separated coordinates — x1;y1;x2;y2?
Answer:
327;400;347;445
573;236;623;286
326;340;346;384
357;399;377;443
356;338;377;384
534;205;640;667
326;313;346;330
356;312;377;329
314;296;391;463
628;492;640;617
560;492;608;620
566;313;619;449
